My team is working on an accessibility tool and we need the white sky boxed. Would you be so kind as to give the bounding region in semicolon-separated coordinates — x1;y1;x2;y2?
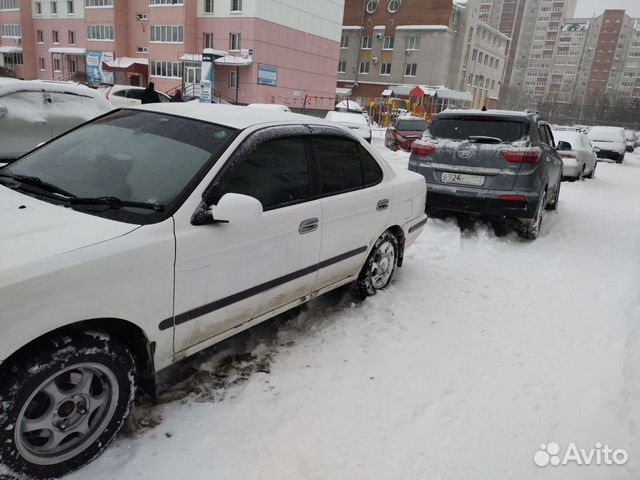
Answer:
574;0;640;18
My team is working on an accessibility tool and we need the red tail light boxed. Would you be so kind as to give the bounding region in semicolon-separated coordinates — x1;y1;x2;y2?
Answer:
499;195;527;202
411;141;436;156
500;147;542;164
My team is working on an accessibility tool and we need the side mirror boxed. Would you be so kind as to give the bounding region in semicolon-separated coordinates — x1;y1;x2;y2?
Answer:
191;193;263;226
0;103;7;119
593;146;601;153
557;141;572;151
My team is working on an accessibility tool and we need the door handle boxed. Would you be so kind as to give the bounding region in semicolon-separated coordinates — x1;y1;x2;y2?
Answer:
298;217;319;234
377;199;389;211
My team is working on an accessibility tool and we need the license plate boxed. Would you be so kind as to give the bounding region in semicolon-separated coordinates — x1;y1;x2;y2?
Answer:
441;172;485;186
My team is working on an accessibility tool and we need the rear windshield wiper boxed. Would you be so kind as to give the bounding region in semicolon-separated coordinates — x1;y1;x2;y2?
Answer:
468;136;503;144
0;173;75;198
68;196;165;212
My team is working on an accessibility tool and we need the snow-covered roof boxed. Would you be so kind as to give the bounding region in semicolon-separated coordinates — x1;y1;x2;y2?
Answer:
182;49;253;66
336;87;353;96
0;79;102;98
127;103;334;130
561;20;590;32
103;57;148;68
48;47;86;55
396;25;451;32
342;26;362;30
335;99;363;111
0;46;22;53
478;22;511;40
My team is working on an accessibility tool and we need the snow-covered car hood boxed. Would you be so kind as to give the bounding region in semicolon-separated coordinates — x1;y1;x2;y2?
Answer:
0;186;139;272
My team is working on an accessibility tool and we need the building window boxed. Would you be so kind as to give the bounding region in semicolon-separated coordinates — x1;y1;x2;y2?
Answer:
365;0;377;14
1;24;21;38
36;30;44;43
340;34;349;48
86;24;115;40
338;60;346;73
380;62;391;75
472;49;477;60
39;57;46;70
203;32;214;49
67;0;74;13
404;63;417;76
69;57;76;73
406;35;420;50
478;52;483;63
5;52;23;65
137;46;148;53
359;61;370;74
150;60;181;78
230;32;241;50
35;1;42;13
204;0;213;13
0;0;20;10
494;59;499;70
53;57;61;71
52;30;59;43
85;0;112;6
361;36;372;49
383;36;394;49
230;70;238;88
149;25;184;43
69;30;75;44
149;0;183;5
230;0;241;11
388;0;400;13
50;1;57;14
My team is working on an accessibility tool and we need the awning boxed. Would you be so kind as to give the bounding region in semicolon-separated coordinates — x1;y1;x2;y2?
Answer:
102;57;148;68
0;46;22;54
215;54;252;66
381;89;394;97
335;99;362;111
336;87;352;96
388;85;414;96
410;85;437;98
48;47;86;55
181;50;253;66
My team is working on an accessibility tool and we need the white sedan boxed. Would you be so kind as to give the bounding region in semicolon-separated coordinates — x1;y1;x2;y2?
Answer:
0;79;113;165
0;103;427;479
552;129;599;180
325;110;372;142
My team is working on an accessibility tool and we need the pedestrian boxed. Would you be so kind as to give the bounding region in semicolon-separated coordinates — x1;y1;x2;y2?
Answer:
170;89;184;102
141;82;160;104
481;105;487;111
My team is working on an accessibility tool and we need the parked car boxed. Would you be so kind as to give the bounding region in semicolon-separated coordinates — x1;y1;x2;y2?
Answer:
587;126;626;163
625;130;635;152
385;116;430;152
0;79;113;166
325;110;372;142
247;103;291;112
97;84;171;107
0;103;427;478
409;109;563;240
552;129;599;180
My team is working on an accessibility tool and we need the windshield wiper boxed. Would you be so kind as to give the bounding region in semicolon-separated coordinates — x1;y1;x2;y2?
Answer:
0;173;75;198
468;136;503;144
68;196;164;212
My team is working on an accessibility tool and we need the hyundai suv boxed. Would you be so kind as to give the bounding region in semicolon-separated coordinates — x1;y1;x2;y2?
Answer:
408;110;563;239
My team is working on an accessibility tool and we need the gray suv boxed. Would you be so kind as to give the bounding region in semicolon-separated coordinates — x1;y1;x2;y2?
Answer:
408;110;563;239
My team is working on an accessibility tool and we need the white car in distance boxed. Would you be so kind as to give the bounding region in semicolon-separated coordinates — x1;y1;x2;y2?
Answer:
0;79;113;166
587;126;626;163
552;129;599;180
325;110;372;142
97;84;171;107
0;103;427;479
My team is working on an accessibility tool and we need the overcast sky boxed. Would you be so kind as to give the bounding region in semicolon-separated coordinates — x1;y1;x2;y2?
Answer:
574;0;640;18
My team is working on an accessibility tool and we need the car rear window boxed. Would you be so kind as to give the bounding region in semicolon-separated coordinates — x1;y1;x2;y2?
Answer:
397;119;428;131
429;117;529;142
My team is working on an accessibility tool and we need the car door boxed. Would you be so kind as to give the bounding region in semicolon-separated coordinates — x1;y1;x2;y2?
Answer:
538;123;562;192
311;135;391;290
0;90;51;159
172;131;321;353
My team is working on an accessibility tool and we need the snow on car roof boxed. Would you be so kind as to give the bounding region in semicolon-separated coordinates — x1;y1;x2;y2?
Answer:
128;102;333;130
0;79;98;98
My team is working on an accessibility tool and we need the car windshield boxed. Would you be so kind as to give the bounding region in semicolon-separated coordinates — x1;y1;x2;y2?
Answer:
429;116;529;142
2;110;236;223
397;119;428;131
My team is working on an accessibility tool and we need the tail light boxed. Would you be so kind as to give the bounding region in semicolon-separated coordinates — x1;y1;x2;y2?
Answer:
500;147;542;164
411;141;436;156
499;195;527;202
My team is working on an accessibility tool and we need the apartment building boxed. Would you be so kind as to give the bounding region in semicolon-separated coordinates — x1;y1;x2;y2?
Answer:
0;0;345;109
337;0;508;108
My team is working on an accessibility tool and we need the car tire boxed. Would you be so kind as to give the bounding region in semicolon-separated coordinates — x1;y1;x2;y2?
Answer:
616;153;624;164
546;182;560;211
0;332;136;479
520;190;546;240
352;231;399;298
585;161;596;179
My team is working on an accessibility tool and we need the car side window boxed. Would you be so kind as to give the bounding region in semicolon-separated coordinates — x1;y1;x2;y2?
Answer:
314;137;381;195
544;126;556;148
538;125;549;145
126;90;143;100
220;136;310;210
112;90;127;98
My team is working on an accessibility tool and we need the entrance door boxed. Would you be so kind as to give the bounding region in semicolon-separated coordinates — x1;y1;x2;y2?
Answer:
184;65;202;98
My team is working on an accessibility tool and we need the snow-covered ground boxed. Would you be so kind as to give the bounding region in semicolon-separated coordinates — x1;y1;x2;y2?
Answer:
71;142;640;480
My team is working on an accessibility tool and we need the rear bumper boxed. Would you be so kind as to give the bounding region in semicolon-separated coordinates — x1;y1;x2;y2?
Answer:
596;149;622;160
626;145;635;152
403;213;428;248
425;184;539;221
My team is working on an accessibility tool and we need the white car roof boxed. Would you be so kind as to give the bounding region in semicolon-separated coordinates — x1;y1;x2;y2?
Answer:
0;79;99;98
127;102;336;130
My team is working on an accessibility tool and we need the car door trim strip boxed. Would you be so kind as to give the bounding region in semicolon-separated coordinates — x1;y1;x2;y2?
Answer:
158;245;368;331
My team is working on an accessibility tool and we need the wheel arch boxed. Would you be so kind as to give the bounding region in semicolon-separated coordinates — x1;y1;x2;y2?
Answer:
387;225;406;267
